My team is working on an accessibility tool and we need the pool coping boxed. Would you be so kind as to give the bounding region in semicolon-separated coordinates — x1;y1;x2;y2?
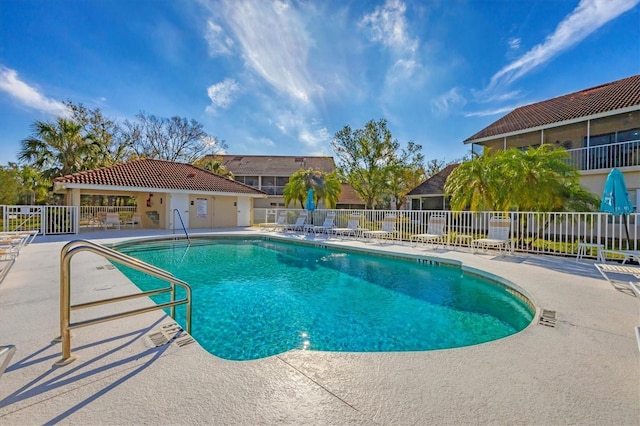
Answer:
0;228;638;425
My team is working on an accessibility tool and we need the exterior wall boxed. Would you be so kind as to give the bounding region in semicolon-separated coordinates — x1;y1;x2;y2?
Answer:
254;196;286;209
188;195;214;228
141;192;165;228
581;169;640;210
212;196;238;228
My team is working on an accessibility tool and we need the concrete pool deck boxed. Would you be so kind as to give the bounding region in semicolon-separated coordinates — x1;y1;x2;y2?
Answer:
0;228;638;425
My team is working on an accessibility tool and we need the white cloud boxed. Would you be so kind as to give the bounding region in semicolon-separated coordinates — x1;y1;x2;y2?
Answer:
360;0;423;89
485;0;640;93
212;0;319;102
205;20;234;56
360;0;418;54
0;66;70;116
507;37;521;51
465;105;523;118
431;87;467;115
206;78;240;113
299;126;331;149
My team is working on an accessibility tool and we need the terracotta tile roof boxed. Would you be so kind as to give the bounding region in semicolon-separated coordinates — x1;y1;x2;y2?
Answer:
465;74;640;142
215;155;336;176
337;183;365;206
53;158;265;195
407;163;459;196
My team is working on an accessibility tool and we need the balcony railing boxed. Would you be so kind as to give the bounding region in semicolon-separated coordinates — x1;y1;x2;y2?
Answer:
566;139;640;171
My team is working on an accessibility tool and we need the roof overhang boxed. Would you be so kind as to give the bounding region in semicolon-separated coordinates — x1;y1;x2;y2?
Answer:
53;182;266;198
464;105;640;145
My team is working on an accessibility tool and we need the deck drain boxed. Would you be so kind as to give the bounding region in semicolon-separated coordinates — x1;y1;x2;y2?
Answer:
174;335;195;347
538;309;557;327
145;323;190;348
96;264;115;270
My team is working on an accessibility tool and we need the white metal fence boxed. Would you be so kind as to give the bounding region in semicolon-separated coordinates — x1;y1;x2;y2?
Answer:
3;205;638;258
0;205;139;235
1;205;78;235
254;208;640;257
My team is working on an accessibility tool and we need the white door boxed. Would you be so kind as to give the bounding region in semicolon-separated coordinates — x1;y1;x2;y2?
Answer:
169;193;190;229
237;197;251;227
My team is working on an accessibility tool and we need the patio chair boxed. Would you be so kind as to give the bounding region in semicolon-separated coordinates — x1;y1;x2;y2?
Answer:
103;213;121;230
124;214;141;229
261;211;288;231
331;213;365;238
284;211;308;232
471;216;512;255
362;214;397;243
410;214;447;248
311;212;336;235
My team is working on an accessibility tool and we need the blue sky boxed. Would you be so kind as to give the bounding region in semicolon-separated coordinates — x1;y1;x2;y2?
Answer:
1;0;639;167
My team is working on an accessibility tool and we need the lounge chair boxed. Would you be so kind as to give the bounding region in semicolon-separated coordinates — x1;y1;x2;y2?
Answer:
284;211;308;232
471;216;512;255
124;214;141;228
260;211;288;231
600;249;640;264
331;213;365;238
362;215;397;243
410;214;447;248
594;263;640;284
311;212;336;235
103;213;121;230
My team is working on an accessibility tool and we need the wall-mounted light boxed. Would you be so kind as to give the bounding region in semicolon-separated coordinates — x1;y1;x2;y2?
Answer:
160;198;163;204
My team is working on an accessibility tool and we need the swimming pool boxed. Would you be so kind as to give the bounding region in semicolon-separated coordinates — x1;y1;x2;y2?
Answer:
113;237;535;361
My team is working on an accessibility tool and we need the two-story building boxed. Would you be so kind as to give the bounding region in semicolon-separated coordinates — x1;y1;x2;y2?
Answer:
464;73;640;209
215;155;337;209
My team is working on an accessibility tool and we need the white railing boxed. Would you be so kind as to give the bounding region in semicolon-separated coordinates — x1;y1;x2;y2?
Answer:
2;205;78;235
566;139;640;171
254;208;640;257
79;206;138;229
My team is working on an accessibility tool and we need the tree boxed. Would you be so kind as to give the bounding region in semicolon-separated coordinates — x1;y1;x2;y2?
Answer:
193;155;234;179
333;119;420;209
19;118;102;179
444;146;599;212
283;168;342;208
0;164;20;205
64;100;130;165
122;112;226;163
385;141;426;210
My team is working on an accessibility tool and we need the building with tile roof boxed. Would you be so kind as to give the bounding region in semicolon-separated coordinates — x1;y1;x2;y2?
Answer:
53;158;265;229
464;74;640;209
406;164;459;210
211;155;337;209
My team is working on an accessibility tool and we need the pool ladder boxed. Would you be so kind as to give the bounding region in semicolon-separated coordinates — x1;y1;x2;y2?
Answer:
172;209;191;244
56;240;192;366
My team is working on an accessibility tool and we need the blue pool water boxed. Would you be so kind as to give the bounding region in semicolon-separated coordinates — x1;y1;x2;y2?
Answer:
114;238;534;361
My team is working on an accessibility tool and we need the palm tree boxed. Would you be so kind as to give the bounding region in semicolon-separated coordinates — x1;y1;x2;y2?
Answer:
444;146;598;212
283;168;341;208
444;150;502;211
193;156;234;179
19;118;101;179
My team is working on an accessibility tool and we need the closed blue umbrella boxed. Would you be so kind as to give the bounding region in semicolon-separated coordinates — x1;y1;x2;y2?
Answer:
601;168;634;248
305;188;315;225
305;188;315;211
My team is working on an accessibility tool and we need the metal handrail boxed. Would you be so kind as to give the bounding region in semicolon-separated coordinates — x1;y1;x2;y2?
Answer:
172;209;191;244
0;345;15;380
56;240;192;366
